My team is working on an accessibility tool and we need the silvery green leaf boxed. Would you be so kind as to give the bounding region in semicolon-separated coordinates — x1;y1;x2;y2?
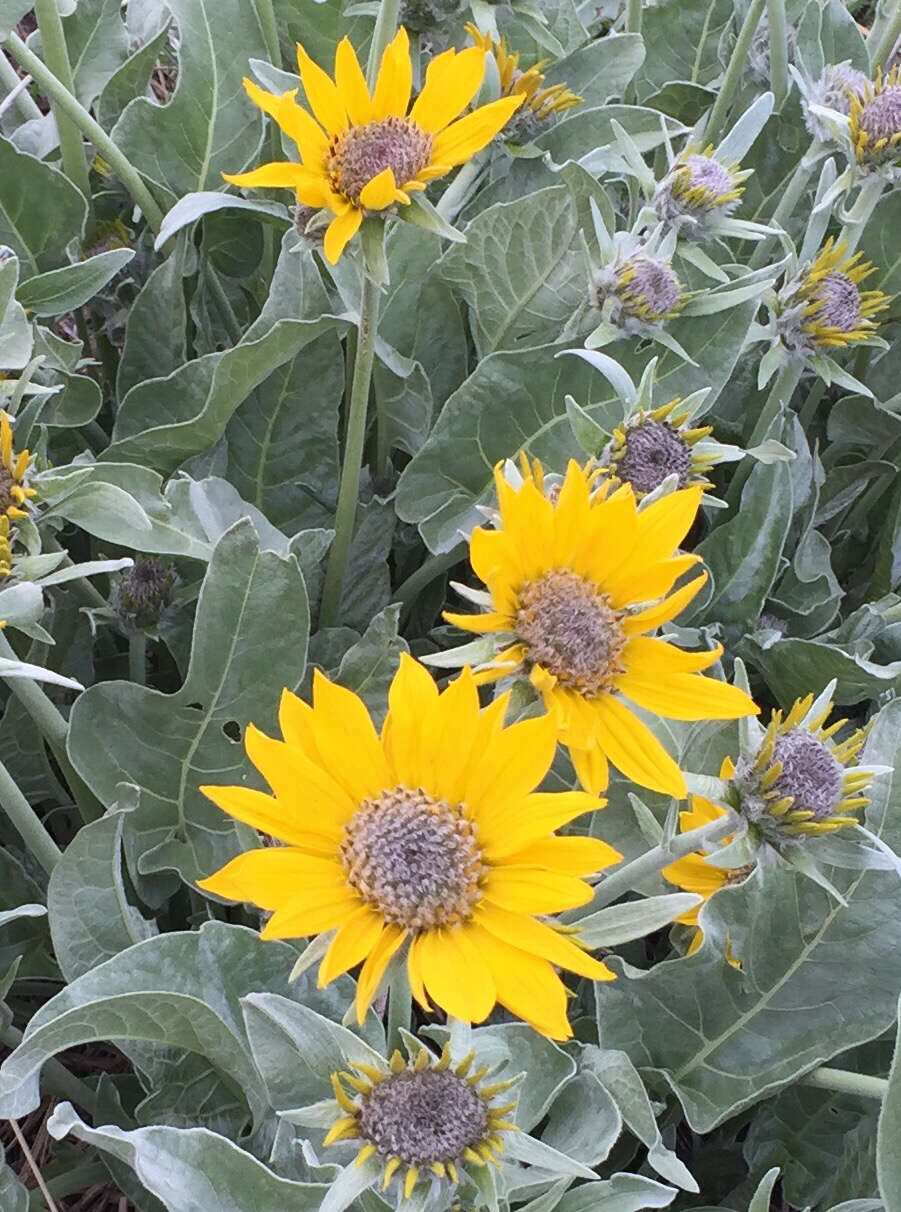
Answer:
555;1173;678;1212
562;349;637;404
878;994;901;1209
748;1168;781;1212
399;194;466;243
575;894;703;947
676;243;730;283
155;193;290;250
0;254;33;370
566;393;608;453
503;1131;598;1179
715;92;775;164
746;438;794;463
0;141;87;274
36;557;134;587
756;345;785;390
0;657;83;691
683;773;729;800
16;249;134;316
0;1141;28;1212
0;904;45;929
680;277;776;315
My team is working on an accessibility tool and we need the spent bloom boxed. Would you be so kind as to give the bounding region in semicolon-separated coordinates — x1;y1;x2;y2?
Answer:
198;655;620;1040
224;28;522;262
436;460;757;797
113;557;176;630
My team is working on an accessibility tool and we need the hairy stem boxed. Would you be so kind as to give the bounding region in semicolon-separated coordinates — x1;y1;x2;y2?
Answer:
32;0;91;207
0;755;61;874
749;145;819;268
3;33;165;234
0;50;42;121
625;0;642;34
765;0;788;108
255;0;281;67
705;0;767;145
366;0;402;89
800;1066;889;1100
386;964;412;1055
319;273;380;626
128;631;147;686
839;174;886;255
868;0;901;69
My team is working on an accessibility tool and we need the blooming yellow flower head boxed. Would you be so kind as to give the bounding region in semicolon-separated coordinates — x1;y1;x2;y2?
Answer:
326;1042;517;1197
598;399;714;497
0;411;35;521
779;238;889;355
848;65;901;165
197;654;620;1040
465;23;581;137
0;516;12;579
224;28;523;263
444;461;758;797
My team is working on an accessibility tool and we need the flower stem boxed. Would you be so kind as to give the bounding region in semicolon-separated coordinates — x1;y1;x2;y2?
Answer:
725;361;802;510
749;143;819;269
0;754;61;874
581;814;735;913
799;1066;889;1101
3;32;165;234
625;0;642;34
0;50;42;121
798;377;826;430
394;544;466;620
32;0;92;208
0;631;103;824
386;964;412;1055
766;0;789;108
705;0;767;145
255;0;281;68
838;174;885;255
366;0;402;89
319;272;380;627
868;0;901;69
128;631;147;686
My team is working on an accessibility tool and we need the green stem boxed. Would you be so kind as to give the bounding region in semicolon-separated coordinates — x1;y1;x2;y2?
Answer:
32;0;91;207
255;0;281;68
366;0;402;89
394;545;466;618
868;0;901;69
436;153;487;222
625;0;642;34
766;0;788;108
386;964;412;1055
799;1066;889;1101
838;174;885;255
798;377;825;430
0;1023;98;1115
0;631;103;824
3;32;165;234
128;630;147;685
0;754;61;874
725;361;803;510
319;273;380;627
705;0;767;145
0;50;42;121
581;815;735;913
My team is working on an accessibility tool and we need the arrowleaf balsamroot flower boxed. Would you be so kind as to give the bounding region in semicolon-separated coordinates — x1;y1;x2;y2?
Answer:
197;654;621;1040
465;23;581;139
0;411;35;521
597;399;716;498
653;145;748;240
223;28;523;263
778;238;889;356
442;460;758;797
848;65;901;165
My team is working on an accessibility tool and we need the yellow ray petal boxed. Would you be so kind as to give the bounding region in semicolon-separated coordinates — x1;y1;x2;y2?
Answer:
503;834;621;877
371;26;412;119
618;669;759;721
621;636;722;676
478;789;603;861
223;161;317;190
262;890;360;939
427;667;493;805
442;610;509;633
465;923;572;1040
296;43;347;136
359;167;398;210
276;92;330;165
334;36;371;125
482;866;593;914
409;46;487;133
590;695;686;797
355;924;406;1021
608;554;702;608
415;926;497;1022
323;205;363;263
662;853;727;903
319;904;388;984
198;784;334;850
381;652;440;788
431;95;524;167
310;669;391;800
569;744;610;796
464;713;557;814
622;573;708;634
244;723;353;834
475;904;615;981
197;848;345;909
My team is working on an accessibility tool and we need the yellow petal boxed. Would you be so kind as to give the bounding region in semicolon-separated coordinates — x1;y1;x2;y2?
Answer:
296;42;347;136
355;924;406;1021
277;93;330;165
199;783;334;850
223;161;316;190
463;713;557;817
478;790;603;860
244;723;353;836
197;848;345;910
319;905;388;984
334;36;371;124
359;167;399;210
482;866;593;914
381;652;440;789
622;574;708;634
431;95;524;167
324;205;363;263
618;670;759;722
662;853;727;903
590;695;686;798
606;554;702;609
476;904;615;981
413;926;497;1022
262;890;360;939
409;46;487;133
621;636;722;676
371;26;412;119
465;923;572;1040
569;744;610;796
310;669;391;800
504;834;622;877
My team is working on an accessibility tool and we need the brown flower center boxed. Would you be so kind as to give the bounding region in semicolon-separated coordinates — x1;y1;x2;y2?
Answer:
811;271;861;332
615;419;693;495
340;787;484;930
516;570;626;697
0;467;14;515
358;1070;489;1165
327;117;433;205
859;86;901;145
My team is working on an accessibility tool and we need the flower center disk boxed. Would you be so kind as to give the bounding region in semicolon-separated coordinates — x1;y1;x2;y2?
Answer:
616;419;693;494
357;1070;489;1166
770;729;843;820
516;570;626;696
859;86;901;144
328;118;433;205
0;467;13;514
616;256;682;322
812;271;861;332
340;787;484;929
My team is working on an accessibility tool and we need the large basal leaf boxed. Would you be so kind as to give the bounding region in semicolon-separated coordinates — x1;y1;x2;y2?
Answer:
544;33;645;109
67;521;309;884
0;921;352;1124
17;248;135;317
106;315;344;473
632;0;733;99
111;0;267;197
858;192;901;300
0;140;87;273
48;1105;330;1212
60;0;130;107
397;305;755;553
117;240;189;399
739;634;901;708
439;185;586;356
592;699;901;1132
0;1142;27;1212
878;995;901;1211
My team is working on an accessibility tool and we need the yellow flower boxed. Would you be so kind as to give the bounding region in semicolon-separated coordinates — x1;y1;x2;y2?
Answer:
197;654;621;1040
788;238;889;352
0;516;12;579
326;1041;517;1197
0;411;35;521
848;64;901;164
662;791;749;959
465;23;582;127
597;398;714;497
224;28;523;263
443;460;758;798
